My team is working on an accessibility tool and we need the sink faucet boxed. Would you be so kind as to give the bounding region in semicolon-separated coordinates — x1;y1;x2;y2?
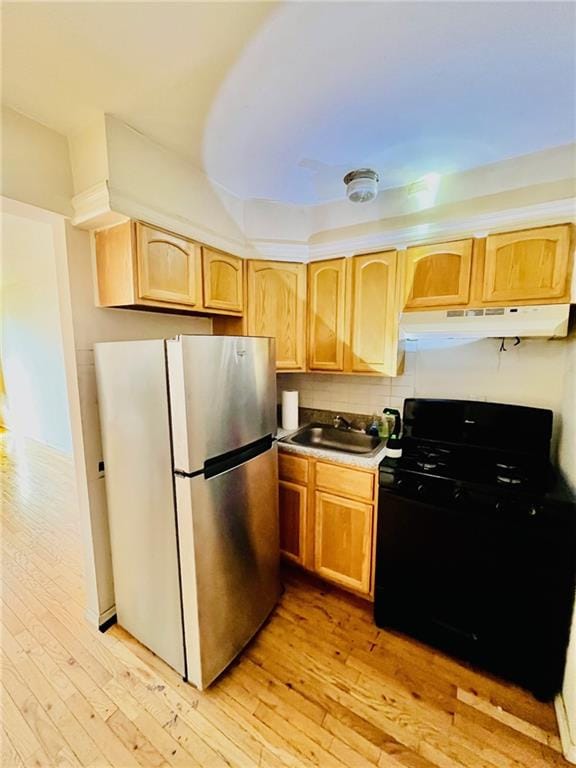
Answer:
333;415;352;430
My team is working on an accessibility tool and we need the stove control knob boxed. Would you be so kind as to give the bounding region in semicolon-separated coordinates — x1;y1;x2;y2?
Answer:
417;483;425;495
453;488;463;501
528;506;538;517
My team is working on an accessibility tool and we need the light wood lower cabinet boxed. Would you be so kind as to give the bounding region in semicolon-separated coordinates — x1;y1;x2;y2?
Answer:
278;480;307;565
278;450;377;597
314;491;372;593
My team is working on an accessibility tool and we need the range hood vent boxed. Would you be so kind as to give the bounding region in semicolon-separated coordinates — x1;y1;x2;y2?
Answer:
400;304;570;340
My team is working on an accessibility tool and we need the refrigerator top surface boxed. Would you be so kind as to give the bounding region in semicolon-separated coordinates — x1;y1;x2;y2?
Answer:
167;335;277;474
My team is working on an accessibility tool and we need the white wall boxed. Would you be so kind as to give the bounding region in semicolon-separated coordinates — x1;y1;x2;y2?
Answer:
559;329;576;756
64;223;212;622
278;336;568;451
1;210;72;452
1;106;73;216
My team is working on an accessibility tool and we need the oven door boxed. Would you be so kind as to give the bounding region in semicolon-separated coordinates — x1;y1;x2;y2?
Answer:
375;489;494;659
374;485;575;698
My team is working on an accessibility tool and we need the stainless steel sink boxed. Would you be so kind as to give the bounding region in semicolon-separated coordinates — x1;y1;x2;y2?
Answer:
280;423;382;456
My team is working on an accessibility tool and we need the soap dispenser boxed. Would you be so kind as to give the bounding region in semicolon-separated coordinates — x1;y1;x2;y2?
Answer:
383;407;403;458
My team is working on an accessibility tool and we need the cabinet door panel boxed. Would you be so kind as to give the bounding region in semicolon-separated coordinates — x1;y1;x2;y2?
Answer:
308;259;347;371
202;248;243;312
279;480;307;564
350;251;398;374
247;261;306;371
405;239;472;308
136;223;201;306
483;225;571;303
314;491;372;593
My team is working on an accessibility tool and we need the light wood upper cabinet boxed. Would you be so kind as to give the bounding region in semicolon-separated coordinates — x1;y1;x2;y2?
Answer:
481;225;572;304
314;490;372;593
278;480;307;565
202;247;243;313
404;239;473;309
349;251;400;375
308;259;347;371
136;223;202;306
95;221;243;316
247;260;307;371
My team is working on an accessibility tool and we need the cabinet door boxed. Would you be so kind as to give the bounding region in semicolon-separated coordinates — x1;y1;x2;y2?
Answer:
314;491;372;594
247;261;306;371
202;247;243;313
308;258;347;371
349;251;398;375
405;239;472;308
136;223;201;306
482;225;571;303
279;480;307;564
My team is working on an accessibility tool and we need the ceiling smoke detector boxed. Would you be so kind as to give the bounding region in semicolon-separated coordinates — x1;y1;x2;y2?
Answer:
343;168;379;203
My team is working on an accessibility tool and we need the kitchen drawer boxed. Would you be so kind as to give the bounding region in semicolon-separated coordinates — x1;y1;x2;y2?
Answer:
315;461;375;502
278;451;309;485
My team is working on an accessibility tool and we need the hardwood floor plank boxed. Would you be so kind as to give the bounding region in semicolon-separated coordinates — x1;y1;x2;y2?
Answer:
3;624;104;766
456;688;562;752
453;700;566;768
106;709;168;768
1;727;26;768
0;684;42;762
1;659;83;767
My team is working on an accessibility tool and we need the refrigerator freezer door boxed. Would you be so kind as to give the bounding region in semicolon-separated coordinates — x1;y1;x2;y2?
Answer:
175;444;280;689
167;335;276;473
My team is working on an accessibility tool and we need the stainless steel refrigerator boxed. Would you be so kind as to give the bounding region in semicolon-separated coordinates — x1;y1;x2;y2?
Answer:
95;335;280;689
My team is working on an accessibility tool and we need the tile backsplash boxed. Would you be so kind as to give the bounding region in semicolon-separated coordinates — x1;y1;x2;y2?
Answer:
277;337;568;423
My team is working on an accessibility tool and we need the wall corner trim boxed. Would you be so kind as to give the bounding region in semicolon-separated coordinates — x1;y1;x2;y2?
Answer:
85;603;117;630
555;694;576;764
72;181;128;230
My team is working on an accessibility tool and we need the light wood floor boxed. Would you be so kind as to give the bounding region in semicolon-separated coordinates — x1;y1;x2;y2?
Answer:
1;435;569;767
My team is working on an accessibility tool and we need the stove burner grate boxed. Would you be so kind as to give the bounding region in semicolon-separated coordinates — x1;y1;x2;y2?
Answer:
414;446;452;472
495;463;526;486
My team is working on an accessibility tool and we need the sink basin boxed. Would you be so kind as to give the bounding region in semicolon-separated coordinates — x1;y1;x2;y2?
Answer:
281;423;382;457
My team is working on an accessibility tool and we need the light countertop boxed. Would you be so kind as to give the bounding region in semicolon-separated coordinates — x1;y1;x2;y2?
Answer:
275;425;387;470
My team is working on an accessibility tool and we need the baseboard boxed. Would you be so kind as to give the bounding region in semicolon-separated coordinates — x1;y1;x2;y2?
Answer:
98;613;117;633
555;694;576;764
85;604;117;629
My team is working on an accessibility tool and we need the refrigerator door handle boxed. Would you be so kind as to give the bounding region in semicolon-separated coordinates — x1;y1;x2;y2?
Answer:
203;435;273;479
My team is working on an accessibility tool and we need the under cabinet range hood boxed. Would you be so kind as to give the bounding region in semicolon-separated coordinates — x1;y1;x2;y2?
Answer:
400;304;570;340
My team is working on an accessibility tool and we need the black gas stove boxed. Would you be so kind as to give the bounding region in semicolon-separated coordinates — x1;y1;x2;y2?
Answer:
374;398;576;700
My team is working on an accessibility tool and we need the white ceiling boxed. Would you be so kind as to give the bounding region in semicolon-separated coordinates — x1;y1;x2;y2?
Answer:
3;1;575;205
